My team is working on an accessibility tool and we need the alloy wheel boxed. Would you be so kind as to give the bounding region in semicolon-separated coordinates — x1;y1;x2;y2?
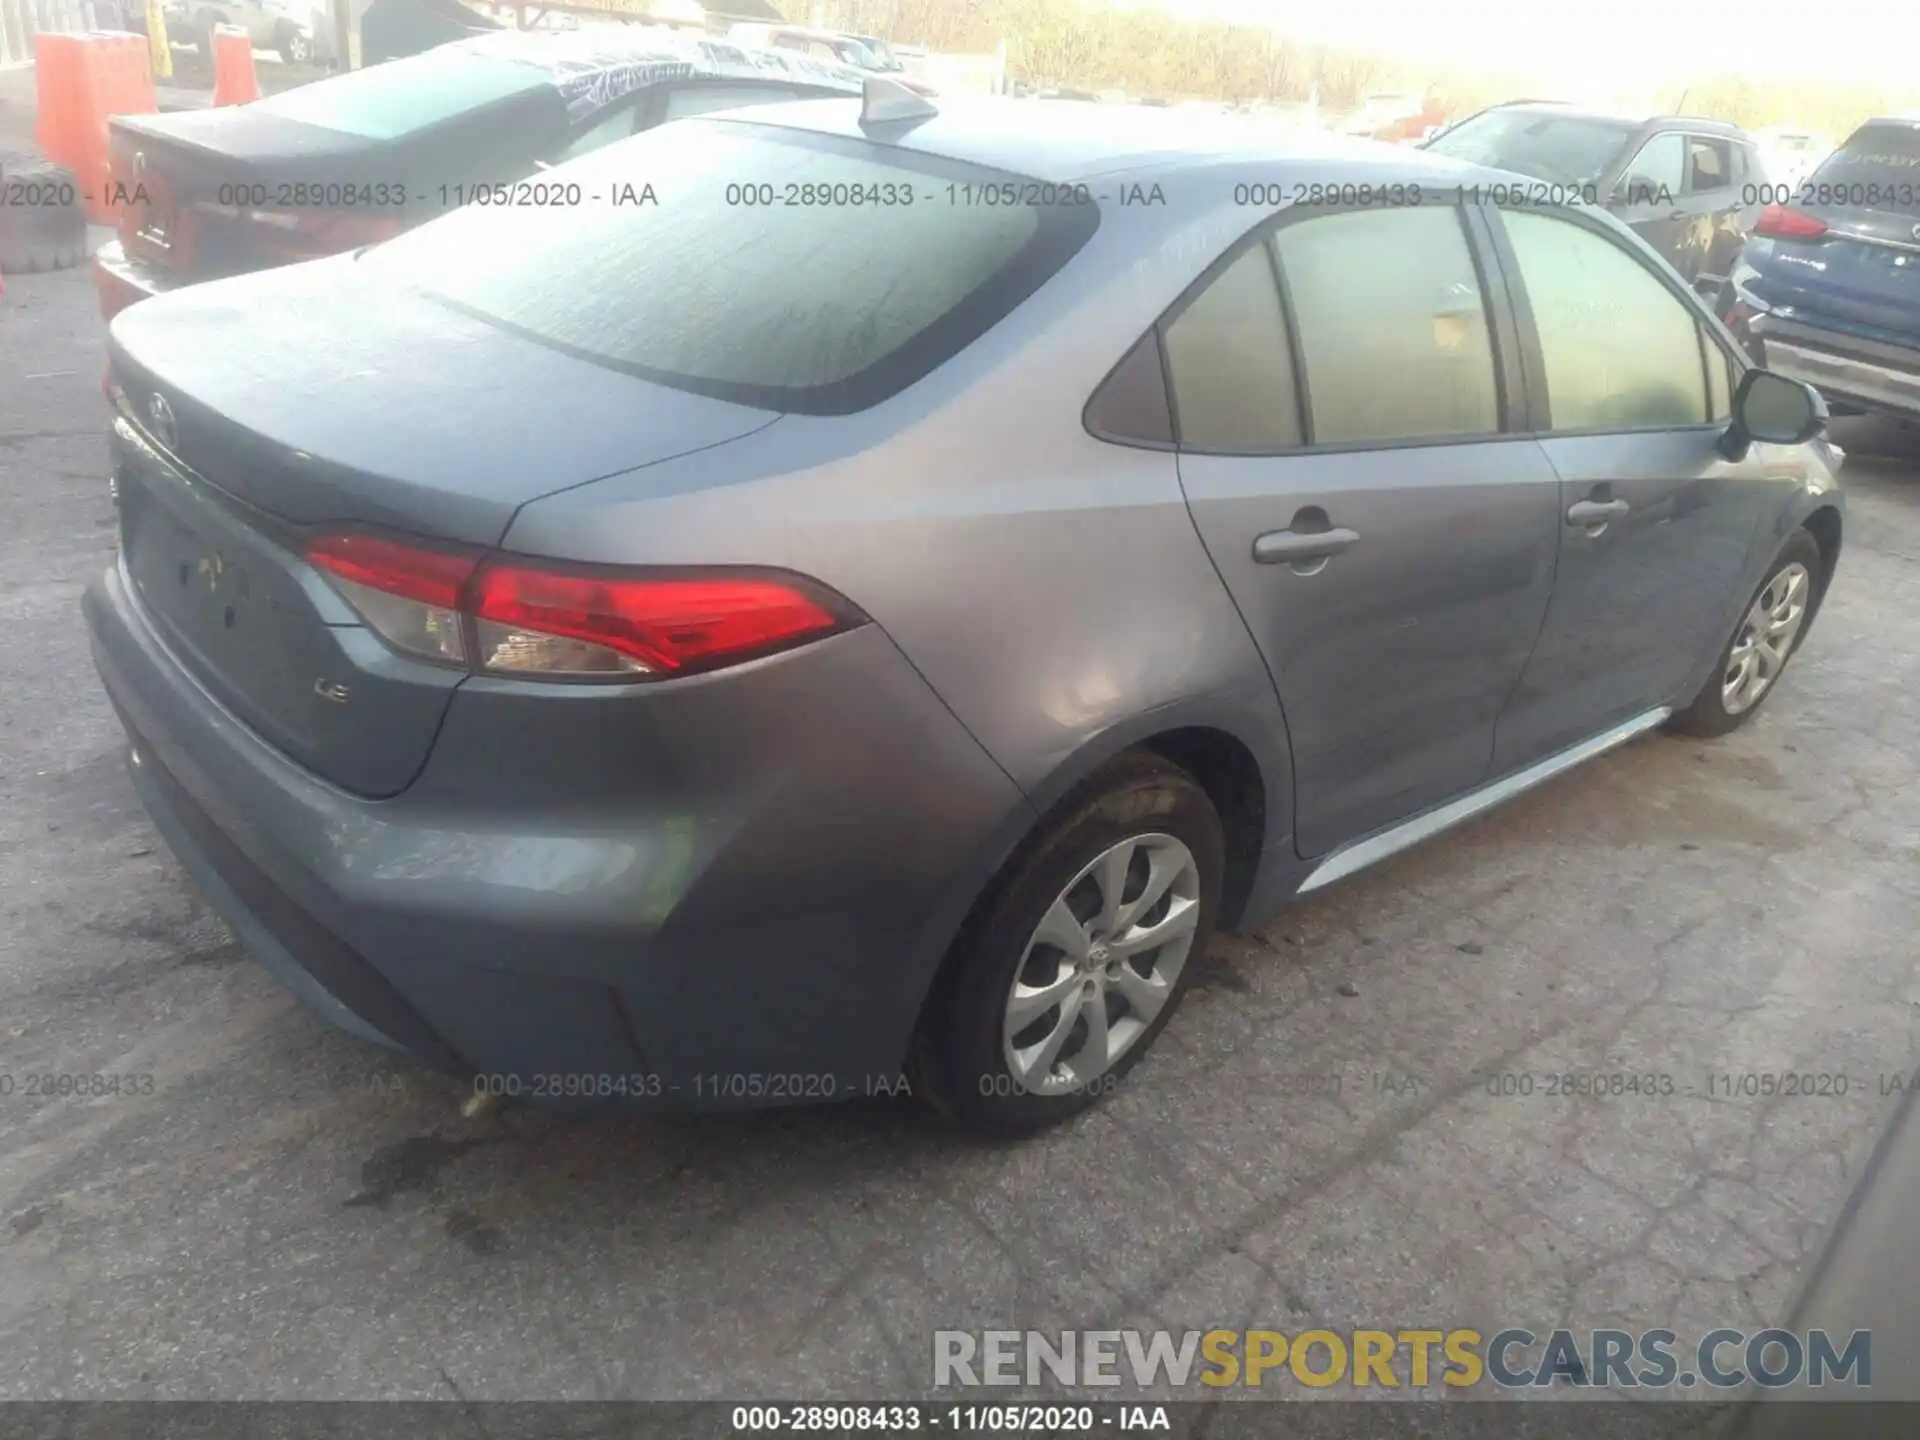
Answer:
1001;832;1202;1097
1722;562;1810;716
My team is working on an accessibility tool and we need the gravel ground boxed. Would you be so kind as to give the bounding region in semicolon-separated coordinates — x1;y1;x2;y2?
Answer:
3;261;1920;1403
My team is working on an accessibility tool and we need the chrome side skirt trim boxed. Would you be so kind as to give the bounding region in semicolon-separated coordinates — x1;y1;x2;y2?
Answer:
1295;706;1672;895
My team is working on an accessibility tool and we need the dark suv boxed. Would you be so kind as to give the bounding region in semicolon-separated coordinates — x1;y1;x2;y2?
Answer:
1724;116;1920;424
1425;102;1765;296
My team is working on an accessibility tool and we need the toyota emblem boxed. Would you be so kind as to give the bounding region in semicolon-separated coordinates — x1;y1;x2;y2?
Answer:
146;392;178;453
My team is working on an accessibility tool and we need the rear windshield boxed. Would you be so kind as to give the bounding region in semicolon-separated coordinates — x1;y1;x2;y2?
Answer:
251;52;554;141
1810;122;1920;214
365;120;1100;414
1427;111;1635;186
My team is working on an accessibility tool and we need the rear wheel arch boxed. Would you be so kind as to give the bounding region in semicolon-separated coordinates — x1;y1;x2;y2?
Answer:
907;746;1229;1131
1017;708;1289;930
907;712;1285;1038
1133;728;1265;930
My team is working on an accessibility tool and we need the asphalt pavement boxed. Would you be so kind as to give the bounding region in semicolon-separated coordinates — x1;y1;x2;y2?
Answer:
4;261;1920;1402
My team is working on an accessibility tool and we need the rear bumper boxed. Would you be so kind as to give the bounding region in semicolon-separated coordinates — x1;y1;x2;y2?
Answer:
84;554;1027;1108
1754;314;1920;422
93;240;179;323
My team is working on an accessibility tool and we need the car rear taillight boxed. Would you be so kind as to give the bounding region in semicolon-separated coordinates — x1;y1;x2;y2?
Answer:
468;566;845;677
305;533;858;681
1754;204;1829;239
306;532;475;665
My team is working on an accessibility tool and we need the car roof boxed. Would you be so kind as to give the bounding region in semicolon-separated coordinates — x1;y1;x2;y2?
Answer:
714;95;1520;185
1476;101;1749;138
442;25;867;123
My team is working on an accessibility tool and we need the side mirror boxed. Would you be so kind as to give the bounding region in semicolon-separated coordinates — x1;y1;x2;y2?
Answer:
1718;368;1828;459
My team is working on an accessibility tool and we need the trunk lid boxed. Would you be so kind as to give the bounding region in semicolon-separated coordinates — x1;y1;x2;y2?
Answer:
1748;121;1920;343
107;254;779;795
106;78;560;282
109;112;400;281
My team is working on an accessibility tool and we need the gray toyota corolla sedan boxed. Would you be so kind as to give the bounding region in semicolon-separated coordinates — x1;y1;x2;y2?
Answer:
84;85;1844;1133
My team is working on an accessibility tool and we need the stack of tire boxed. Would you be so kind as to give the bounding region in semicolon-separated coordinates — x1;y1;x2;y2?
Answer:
0;152;90;275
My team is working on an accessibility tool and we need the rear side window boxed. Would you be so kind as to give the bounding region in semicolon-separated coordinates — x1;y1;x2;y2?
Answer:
252;53;554;140
1502;210;1708;430
1273;207;1500;445
1685;136;1732;193
1162;244;1302;450
1811;123;1920;213
371;122;1098;414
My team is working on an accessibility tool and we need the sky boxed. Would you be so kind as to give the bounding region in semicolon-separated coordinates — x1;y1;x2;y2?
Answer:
1126;0;1920;93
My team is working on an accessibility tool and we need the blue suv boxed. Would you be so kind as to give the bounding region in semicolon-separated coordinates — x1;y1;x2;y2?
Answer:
1726;116;1920;423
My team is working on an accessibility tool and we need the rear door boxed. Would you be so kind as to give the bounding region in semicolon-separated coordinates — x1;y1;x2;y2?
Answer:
1747;120;1920;343
1676;133;1742;288
1170;201;1563;858
1485;205;1772;773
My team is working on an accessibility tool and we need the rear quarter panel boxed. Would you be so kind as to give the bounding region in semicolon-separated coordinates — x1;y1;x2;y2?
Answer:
502;171;1302;860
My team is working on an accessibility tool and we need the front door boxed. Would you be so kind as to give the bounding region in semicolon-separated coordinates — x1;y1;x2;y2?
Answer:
1486;206;1770;772
1165;203;1562;858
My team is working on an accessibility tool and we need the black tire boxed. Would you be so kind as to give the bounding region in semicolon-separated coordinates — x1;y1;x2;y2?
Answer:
913;751;1225;1136
0;156;88;274
1669;530;1823;738
276;22;310;64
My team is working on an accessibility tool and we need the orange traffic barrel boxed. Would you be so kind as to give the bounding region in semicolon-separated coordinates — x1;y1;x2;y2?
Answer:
211;26;261;107
36;32;158;224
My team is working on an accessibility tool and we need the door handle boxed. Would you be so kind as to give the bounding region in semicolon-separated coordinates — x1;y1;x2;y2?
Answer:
1566;499;1630;526
1252;527;1361;565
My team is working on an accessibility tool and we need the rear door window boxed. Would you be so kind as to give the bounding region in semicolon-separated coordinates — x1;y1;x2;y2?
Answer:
368;121;1098;415
1810;123;1920;214
1273;206;1502;445
1161;244;1303;450
1159;205;1501;450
